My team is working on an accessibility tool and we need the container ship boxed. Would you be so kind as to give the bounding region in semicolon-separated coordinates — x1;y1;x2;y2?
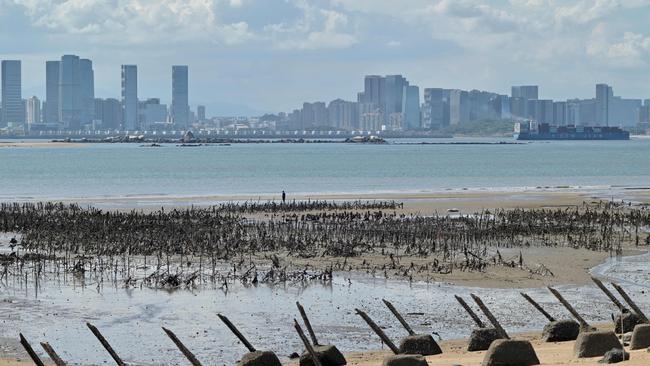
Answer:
514;121;630;140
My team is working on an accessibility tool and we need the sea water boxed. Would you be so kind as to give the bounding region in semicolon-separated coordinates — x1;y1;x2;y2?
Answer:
1;138;650;203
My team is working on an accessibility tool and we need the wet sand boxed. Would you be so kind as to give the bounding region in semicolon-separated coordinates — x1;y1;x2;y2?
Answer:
78;187;650;215
0;141;82;148
268;246;623;288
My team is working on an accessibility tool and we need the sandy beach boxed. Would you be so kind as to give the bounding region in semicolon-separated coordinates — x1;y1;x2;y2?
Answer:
0;141;82;148
4;327;648;366
73;186;650;215
314;332;650;366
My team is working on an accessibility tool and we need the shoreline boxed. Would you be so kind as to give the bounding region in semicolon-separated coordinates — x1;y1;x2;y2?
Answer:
9;185;650;213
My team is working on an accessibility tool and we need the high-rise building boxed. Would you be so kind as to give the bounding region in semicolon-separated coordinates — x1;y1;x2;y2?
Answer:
197;105;206;121
510;85;538;119
45;61;60;124
327;99;357;130
56;55;94;129
1;60;23;127
595;83;611;126
94;98;122;130
553;101;566;126
301;102;314;128
26;96;41;125
449;90;469;125
59;55;81;129
138;98;168;129
385;75;408;117
80;58;95;127
402;85;420;130
511;85;538;100
121;65;138;130
422;88;449;130
609;96;641;127
171;65;189;128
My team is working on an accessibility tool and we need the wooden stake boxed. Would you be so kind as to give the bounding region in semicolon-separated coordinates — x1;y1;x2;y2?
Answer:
454;295;486;328
470;294;510;339
296;302;319;346
520;292;555;322
294;319;323;366
217;313;256;352
162;327;203;366
19;333;45;366
40;342;68;366
611;282;650;323
382;299;415;335
86;323;127;366
355;309;400;354
591;277;628;312
547;287;590;329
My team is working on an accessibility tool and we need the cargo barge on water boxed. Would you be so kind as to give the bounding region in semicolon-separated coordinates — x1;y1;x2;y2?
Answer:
514;121;630;140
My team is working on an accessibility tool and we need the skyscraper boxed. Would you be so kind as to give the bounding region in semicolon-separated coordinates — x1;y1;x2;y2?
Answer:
45;61;60;124
79;58;95;126
385;75;408;117
197;105;206;121
121;65;138;130
596;83;611;126
359;75;386;109
94;98;122;130
402;85;420;130
171;65;189;128
26;96;41;125
59;55;94;129
59;55;81;129
423;88;445;130
449;90;469;125
1;60;23;127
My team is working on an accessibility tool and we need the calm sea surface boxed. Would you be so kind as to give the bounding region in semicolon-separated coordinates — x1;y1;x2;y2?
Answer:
1;137;650;201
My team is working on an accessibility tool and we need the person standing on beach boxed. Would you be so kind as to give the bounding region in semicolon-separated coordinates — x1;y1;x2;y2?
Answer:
282;190;286;203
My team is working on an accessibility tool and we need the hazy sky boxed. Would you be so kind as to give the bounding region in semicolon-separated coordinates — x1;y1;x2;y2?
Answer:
1;0;650;115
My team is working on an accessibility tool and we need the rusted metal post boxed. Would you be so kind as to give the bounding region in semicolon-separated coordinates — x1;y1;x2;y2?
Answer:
454;295;486;328
355;309;400;354
591;277;628;312
40;342;68;366
294;319;323;366
520;292;555;322
86;322;127;366
162;327;203;366
470;294;510;339
382;299;416;335
19;333;45;366
217;313;256;352
547;287;590;329
296;302;319;346
611;282;650;323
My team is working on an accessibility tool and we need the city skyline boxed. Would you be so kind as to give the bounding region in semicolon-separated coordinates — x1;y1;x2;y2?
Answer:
2;53;650;132
2;1;650;115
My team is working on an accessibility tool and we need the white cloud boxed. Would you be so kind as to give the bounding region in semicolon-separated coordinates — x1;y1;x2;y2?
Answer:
588;24;650;67
9;0;254;44
264;4;357;50
553;0;620;25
